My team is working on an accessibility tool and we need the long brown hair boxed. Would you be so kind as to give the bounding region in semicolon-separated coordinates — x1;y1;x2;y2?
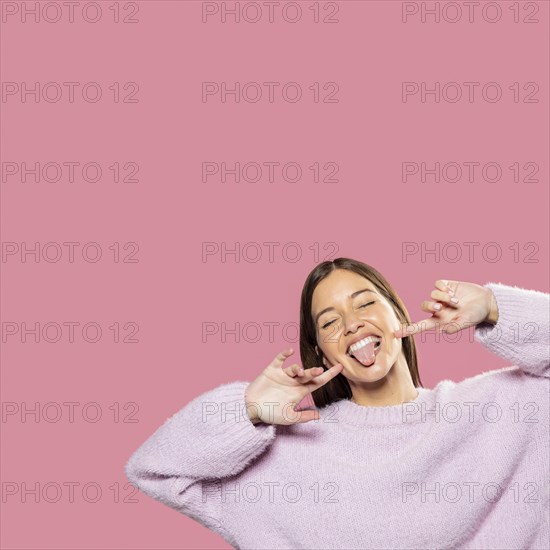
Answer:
299;258;423;408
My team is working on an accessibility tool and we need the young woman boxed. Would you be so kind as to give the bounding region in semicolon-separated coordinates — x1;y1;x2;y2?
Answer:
125;258;549;550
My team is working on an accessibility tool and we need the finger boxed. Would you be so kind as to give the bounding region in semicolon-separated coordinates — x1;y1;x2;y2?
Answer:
270;348;294;370
284;363;303;378
435;279;456;294
302;366;325;380
286;365;325;382
420;299;446;314
308;363;343;388
394;317;442;338
441;316;476;334
429;289;460;308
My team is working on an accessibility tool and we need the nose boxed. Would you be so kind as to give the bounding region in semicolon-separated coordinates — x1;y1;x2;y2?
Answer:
343;312;365;335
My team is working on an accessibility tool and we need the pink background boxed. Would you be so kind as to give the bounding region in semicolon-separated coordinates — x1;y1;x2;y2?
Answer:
1;1;548;548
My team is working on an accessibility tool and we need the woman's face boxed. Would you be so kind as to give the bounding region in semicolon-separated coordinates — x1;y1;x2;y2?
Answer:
312;269;405;384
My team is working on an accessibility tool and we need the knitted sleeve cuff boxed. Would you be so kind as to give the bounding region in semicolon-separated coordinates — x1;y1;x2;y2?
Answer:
474;282;550;378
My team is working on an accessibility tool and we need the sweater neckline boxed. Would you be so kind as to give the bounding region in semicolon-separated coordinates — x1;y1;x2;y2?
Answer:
322;386;435;426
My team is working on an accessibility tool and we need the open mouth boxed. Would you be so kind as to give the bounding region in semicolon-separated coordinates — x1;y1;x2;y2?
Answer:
347;338;382;367
346;336;382;356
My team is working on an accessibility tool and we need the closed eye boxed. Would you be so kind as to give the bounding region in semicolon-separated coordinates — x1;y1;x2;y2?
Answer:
321;301;376;329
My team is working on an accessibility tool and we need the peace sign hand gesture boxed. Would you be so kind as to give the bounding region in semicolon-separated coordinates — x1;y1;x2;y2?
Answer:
244;348;343;426
394;279;499;339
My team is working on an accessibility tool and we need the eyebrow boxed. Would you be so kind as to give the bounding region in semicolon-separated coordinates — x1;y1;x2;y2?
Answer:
314;288;377;325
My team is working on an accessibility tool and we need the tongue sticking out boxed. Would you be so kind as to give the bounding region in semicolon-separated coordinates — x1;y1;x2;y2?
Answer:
351;342;376;366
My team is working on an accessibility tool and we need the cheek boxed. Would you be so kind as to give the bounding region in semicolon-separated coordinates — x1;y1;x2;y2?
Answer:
379;308;402;331
387;335;402;356
323;339;340;355
317;333;337;355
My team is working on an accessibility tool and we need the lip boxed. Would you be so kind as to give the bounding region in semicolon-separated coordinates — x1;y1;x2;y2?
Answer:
345;332;381;355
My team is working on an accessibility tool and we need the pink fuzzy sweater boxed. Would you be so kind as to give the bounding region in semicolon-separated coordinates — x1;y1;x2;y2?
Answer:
125;283;550;550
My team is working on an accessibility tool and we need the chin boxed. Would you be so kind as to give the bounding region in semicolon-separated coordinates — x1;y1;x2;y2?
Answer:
346;367;389;385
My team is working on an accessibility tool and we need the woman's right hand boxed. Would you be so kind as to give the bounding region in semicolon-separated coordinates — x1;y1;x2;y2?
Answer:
244;348;343;426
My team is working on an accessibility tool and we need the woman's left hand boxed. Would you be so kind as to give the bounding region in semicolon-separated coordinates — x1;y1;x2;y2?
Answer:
394;279;499;339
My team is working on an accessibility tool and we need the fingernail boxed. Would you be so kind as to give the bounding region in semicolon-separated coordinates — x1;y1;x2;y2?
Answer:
451;297;459;304
433;303;442;310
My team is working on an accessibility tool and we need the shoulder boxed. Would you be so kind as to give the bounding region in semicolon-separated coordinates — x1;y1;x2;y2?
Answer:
430;366;549;411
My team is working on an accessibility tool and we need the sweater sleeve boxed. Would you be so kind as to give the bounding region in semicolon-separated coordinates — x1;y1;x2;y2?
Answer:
124;380;276;537
474;282;550;378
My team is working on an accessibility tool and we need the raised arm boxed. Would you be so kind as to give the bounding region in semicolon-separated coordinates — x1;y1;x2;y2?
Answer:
474;282;550;378
124;380;275;536
394;279;549;379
